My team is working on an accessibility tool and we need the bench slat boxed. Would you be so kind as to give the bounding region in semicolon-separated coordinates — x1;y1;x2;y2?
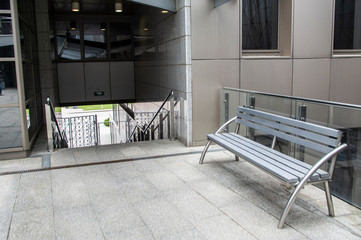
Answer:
227;133;329;180
217;134;327;181
236;118;335;154
238;107;341;138
238;111;339;147
230;133;330;179
208;134;301;184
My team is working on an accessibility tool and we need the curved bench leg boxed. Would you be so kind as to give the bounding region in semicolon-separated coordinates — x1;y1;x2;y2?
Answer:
324;181;335;217
277;183;304;228
199;140;212;164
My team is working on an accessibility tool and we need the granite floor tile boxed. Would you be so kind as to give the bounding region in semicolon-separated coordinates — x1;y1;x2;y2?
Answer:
195;215;257;240
54;205;105;240
8;207;55;240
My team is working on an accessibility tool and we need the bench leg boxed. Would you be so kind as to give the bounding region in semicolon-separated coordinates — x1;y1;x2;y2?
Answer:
324;181;335;217
199;140;212;164
278;182;305;228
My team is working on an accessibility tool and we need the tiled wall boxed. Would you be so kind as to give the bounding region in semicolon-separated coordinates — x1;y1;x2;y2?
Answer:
134;0;192;146
35;0;58;107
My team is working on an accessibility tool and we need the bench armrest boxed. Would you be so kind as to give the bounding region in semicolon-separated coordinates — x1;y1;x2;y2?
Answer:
215;116;237;134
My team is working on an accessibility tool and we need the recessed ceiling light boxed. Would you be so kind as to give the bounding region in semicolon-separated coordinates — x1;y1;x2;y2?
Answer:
72;1;79;12
161;10;168;14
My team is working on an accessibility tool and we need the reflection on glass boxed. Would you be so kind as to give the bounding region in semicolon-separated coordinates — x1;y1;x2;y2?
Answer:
0;0;10;10
0;107;22;149
0;62;18;105
84;23;107;59
56;21;81;60
110;22;132;59
334;0;361;49
242;0;278;50
0;14;14;57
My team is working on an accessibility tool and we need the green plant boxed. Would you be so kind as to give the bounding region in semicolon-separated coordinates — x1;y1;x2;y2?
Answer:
104;118;110;127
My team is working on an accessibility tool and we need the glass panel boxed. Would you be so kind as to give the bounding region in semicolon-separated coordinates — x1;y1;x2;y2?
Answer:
220;87;361;209
110;22;132;59
0;14;14;57
242;0;279;50
56;21;81;60
19;20;32;60
84;23;107;59
334;0;361;50
0;0;10;10
0;107;22;149
0;61;17;104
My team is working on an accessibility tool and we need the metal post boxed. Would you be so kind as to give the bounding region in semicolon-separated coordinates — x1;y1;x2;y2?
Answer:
151;125;155;140
224;92;229;133
170;97;175;140
298;105;307;161
45;104;54;152
159;113;164;139
249;96;256;140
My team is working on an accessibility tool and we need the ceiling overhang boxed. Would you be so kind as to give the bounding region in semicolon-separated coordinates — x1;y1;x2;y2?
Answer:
126;0;176;12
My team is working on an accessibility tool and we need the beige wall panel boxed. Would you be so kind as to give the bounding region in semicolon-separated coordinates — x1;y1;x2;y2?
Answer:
241;59;292;95
330;58;361;105
293;0;333;58
191;0;239;59
192;60;239;145
293;59;331;100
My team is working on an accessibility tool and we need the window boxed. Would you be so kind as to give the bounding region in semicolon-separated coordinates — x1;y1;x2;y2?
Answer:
242;0;279;51
334;0;361;50
56;21;81;60
84;23;107;59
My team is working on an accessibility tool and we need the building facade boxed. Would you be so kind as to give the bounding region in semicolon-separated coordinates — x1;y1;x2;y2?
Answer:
0;0;361;157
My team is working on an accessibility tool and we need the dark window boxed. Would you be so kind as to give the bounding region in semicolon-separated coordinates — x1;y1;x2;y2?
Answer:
334;0;361;50
0;14;14;57
84;23;107;59
242;0;278;50
56;21;81;60
0;0;10;10
110;22;132;59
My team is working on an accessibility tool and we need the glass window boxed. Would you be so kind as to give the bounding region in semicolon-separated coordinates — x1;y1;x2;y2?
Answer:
0;107;22;149
0;0;10;10
334;0;361;50
0;14;14;57
84;23;107;59
242;0;279;50
0;61;18;105
110;22;132;59
56;21;81;60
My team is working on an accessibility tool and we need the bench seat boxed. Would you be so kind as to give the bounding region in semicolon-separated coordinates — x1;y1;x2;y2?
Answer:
200;106;348;228
208;133;330;186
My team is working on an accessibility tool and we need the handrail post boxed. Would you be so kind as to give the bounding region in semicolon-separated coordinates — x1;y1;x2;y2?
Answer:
170;97;175;140
159;113;164;139
45;103;54;152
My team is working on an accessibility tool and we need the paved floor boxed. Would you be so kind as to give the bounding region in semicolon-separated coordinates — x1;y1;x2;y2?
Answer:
1;140;361;239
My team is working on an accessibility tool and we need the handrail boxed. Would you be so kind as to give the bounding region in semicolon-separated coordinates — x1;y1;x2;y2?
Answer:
46;97;68;148
223;87;361;109
143;91;173;133
127;90;174;142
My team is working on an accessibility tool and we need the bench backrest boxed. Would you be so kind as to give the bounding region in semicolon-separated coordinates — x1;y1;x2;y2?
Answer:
236;106;342;154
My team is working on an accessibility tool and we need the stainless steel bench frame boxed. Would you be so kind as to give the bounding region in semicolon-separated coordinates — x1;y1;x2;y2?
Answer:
199;107;348;228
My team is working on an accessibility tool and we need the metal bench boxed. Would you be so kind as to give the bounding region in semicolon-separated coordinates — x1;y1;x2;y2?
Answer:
199;106;348;228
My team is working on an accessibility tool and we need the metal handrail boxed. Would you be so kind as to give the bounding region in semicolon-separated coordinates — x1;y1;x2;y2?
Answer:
46;97;68;148
127;90;174;142
224;87;361;109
